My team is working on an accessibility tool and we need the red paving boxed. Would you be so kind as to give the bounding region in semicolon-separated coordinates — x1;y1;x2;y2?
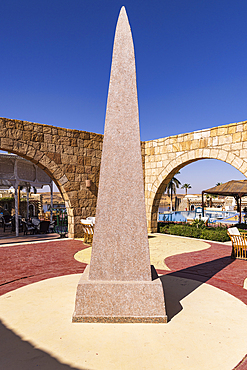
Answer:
0;239;87;296
157;242;247;306
0;238;247;369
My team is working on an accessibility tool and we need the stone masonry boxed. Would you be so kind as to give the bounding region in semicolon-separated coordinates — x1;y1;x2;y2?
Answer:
144;120;247;232
0;117;103;238
1;117;247;237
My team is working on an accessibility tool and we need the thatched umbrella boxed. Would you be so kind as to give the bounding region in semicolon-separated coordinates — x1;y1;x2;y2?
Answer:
202;179;247;222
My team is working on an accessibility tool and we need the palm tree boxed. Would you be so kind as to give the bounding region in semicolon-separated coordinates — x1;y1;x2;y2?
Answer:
181;183;191;195
164;173;181;211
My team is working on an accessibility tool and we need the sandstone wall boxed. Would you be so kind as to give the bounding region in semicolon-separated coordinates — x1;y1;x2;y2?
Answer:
1;117;247;236
0;117;103;238
144;120;247;232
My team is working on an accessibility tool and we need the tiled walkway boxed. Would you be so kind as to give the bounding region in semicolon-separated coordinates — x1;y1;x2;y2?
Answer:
158;242;247;306
0;237;246;369
0;239;87;296
0;228;61;245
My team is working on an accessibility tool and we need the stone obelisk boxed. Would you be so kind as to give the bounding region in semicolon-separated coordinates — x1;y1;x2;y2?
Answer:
72;7;167;323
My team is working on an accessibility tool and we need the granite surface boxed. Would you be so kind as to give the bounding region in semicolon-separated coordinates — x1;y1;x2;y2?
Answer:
89;7;151;282
73;7;166;322
73;266;167;322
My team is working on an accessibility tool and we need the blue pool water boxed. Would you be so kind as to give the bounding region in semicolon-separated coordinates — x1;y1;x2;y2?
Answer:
158;210;237;223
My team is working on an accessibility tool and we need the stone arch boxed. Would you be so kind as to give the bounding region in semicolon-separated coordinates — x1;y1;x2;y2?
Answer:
0;117;103;238
147;149;247;232
0;146;74;229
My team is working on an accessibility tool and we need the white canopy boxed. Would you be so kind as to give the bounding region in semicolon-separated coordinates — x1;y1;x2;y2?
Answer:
0;153;52;189
0;154;53;236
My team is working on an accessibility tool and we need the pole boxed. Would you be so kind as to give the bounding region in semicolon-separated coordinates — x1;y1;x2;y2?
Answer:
26;186;29;220
15;183;19;237
50;183;53;223
18;185;21;215
240;196;242;223
202;192;204;217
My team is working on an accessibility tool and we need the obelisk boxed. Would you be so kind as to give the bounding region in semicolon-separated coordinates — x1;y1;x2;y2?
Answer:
72;7;167;323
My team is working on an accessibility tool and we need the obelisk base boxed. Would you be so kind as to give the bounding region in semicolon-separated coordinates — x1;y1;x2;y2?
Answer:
72;266;167;323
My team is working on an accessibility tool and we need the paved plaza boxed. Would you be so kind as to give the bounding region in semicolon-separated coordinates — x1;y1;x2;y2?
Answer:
0;234;247;369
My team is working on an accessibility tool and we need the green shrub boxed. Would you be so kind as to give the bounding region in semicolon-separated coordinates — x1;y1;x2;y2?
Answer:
159;223;230;242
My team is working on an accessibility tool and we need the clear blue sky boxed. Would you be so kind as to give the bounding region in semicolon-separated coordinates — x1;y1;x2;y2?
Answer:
0;0;247;193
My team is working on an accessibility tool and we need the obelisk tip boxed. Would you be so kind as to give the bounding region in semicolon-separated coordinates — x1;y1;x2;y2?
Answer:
119;6;127;18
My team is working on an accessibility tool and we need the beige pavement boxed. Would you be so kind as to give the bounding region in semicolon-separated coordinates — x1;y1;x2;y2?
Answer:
0;273;246;370
75;233;211;270
1;234;246;370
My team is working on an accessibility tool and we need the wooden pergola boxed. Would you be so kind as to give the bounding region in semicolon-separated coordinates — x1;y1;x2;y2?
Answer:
202;180;247;222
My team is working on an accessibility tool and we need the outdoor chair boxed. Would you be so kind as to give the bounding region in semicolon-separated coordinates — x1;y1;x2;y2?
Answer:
39;220;50;234
49;220;55;233
80;219;94;245
11;216;23;233
86;216;96;225
31;217;40;233
2;215;12;232
227;227;247;260
23;220;35;235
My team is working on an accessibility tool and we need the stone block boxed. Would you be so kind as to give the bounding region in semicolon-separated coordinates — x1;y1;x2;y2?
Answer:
210;128;217;137
240;149;247;158
201;129;210;138
5;120;15;129
231;142;242;151
239;161;247;174
233;132;242;142
33;124;43;132
172;143;180;151
43;126;52;133
58;128;67;137
226;152;235;164
66;164;76;173
232;157;243;169
39;155;51;169
218;126;228;135
26;147;36;158
228;125;236;134
73;266;167;323
40;143;48;151
236;124;243;132
22;131;31;141
242;131;247;141
44;133;52;143
11;129;22;140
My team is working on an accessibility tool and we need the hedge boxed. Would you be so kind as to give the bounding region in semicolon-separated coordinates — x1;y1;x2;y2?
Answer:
159;223;230;242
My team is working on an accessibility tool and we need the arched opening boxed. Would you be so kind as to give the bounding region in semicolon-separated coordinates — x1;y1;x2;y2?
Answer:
0;149;69;238
149;156;247;232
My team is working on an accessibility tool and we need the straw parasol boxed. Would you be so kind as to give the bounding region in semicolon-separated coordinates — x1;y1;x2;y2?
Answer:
202;179;247;221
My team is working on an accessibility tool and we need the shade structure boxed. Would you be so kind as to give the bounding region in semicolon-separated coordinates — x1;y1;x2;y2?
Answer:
202;180;247;197
202;179;247;220
0;153;53;235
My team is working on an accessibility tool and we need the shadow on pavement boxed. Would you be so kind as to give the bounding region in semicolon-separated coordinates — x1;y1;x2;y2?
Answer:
160;256;234;321
0;320;87;370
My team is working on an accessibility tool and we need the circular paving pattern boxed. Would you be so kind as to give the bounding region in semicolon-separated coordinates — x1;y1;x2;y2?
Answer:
0;274;246;370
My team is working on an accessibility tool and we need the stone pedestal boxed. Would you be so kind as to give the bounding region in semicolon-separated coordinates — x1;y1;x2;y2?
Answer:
73;266;166;323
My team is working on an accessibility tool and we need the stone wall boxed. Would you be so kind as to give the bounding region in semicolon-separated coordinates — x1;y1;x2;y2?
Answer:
1;117;247;236
144;120;247;232
0;117;103;238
